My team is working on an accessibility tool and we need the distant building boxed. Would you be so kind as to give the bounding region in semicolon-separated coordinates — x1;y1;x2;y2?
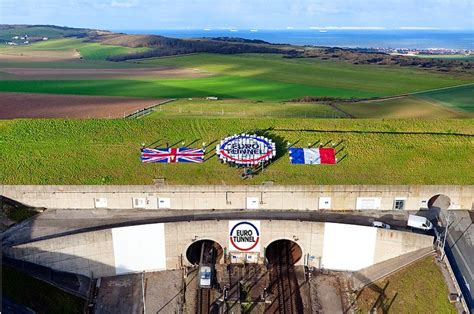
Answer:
206;96;219;100
42;37;49;41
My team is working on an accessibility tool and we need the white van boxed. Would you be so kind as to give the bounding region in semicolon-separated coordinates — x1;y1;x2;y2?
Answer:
407;215;433;231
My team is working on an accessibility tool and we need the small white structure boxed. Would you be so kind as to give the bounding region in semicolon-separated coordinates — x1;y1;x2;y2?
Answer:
206;96;218;100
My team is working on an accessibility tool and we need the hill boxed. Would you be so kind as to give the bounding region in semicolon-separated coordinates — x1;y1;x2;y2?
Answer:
0;24;99;41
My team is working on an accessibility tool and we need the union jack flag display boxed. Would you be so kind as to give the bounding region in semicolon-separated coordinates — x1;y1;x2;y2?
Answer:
141;147;204;163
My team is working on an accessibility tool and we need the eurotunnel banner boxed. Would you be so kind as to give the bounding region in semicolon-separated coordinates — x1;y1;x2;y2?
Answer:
229;220;261;252
288;147;336;165
141;147;204;163
217;134;276;166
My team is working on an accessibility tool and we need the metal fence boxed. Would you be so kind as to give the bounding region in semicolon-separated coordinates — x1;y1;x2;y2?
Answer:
125;99;177;119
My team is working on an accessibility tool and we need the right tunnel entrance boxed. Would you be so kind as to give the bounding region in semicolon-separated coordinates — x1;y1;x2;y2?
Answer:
264;239;304;312
265;239;302;265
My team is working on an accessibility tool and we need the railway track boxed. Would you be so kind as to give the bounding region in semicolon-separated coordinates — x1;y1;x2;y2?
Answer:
266;241;302;314
197;288;211;314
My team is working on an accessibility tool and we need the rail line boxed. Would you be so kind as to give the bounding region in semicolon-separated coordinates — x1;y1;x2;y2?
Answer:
197;288;211;314
266;241;302;313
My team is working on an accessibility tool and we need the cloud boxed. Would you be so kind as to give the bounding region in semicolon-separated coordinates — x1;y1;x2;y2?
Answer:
110;0;137;8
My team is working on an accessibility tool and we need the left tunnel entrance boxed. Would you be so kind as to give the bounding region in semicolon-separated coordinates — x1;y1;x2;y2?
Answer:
186;240;223;265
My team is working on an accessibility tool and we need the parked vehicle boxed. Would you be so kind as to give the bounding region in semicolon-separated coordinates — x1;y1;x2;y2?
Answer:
407;215;433;231
372;221;391;229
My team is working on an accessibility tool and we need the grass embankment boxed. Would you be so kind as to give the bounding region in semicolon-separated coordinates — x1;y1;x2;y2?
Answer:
0;118;472;185
2;266;85;313
356;256;456;313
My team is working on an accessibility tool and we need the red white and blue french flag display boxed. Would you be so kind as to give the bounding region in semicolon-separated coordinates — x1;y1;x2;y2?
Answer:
288;147;336;165
141;147;204;163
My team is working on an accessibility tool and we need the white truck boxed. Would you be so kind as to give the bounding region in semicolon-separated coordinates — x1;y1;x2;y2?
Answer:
407;215;433;231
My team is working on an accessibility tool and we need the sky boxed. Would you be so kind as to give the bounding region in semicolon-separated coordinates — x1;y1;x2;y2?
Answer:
1;0;473;30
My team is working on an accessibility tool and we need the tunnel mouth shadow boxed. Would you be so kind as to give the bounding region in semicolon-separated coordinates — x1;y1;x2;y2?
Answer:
185;240;223;265
265;239;302;265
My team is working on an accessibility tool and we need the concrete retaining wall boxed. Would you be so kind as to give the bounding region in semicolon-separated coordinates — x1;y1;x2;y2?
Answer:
4;219;433;278
1;185;472;211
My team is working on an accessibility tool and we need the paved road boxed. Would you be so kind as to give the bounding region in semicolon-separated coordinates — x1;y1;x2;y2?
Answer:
442;211;474;311
2;208;412;247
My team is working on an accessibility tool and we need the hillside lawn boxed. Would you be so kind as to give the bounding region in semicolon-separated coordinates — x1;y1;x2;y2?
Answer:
0;118;472;185
356;256;456;313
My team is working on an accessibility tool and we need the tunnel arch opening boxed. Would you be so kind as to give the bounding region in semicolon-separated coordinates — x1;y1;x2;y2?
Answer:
428;194;451;211
265;239;302;265
185;240;223;265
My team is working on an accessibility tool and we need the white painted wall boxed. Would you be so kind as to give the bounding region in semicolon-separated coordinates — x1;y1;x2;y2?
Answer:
112;223;166;275
321;223;377;271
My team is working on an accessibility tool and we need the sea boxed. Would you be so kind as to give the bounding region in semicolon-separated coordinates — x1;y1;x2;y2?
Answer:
115;29;474;50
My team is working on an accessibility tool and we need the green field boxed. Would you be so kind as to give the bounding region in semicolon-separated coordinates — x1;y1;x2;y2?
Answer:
0;118;472;185
339;97;467;118
416;84;474;112
356;256;456;313
147;99;345;118
1;49;472;101
138;54;471;95
417;54;474;61
0;76;382;101
0;38;150;61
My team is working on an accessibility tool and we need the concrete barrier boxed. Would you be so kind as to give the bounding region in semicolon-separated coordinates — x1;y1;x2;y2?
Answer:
1;185;472;211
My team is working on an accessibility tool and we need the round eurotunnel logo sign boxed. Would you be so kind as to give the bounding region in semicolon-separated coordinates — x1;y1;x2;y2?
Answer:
229;220;261;252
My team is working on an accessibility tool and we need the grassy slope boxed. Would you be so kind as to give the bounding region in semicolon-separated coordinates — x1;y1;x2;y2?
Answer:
146;99;344;118
0;118;472;185
2;266;85;314
356;256;456;313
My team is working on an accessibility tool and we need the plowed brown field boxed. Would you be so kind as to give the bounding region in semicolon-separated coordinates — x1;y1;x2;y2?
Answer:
0;92;168;118
0;67;208;80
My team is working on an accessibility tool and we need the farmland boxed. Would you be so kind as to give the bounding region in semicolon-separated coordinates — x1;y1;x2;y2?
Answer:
137;53;472;95
0;92;168;118
1;40;473;102
0;118;472;185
